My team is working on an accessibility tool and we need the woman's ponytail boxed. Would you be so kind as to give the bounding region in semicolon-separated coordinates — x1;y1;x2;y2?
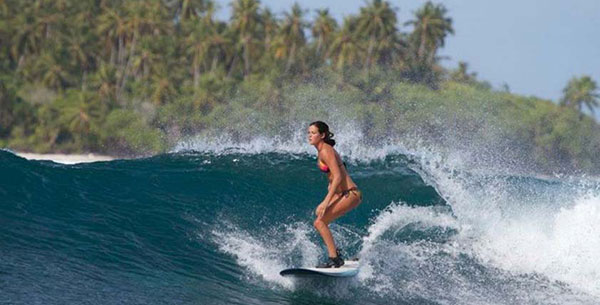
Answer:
324;131;336;146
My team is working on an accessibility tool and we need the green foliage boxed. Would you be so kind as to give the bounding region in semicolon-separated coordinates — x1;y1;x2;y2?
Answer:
356;0;398;70
404;1;453;86
560;75;599;116
0;76;19;137
103;109;165;155
0;0;599;174
312;9;338;62
406;1;453;64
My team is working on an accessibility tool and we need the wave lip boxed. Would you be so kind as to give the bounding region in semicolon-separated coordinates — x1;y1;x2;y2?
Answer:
170;128;418;164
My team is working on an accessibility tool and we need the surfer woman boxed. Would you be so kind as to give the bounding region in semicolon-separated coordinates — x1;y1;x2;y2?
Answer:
308;121;362;268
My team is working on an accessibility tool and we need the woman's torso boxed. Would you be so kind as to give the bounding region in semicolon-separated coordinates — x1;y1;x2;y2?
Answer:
318;149;357;193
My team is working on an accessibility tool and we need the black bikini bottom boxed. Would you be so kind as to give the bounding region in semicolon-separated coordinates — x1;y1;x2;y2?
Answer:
340;187;362;200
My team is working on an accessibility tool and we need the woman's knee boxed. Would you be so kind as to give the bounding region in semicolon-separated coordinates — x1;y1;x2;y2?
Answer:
313;218;328;230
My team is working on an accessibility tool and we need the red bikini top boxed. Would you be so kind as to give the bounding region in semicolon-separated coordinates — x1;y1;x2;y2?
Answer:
318;160;346;173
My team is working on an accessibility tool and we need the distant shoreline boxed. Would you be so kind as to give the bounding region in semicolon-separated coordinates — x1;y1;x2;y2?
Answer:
15;152;116;164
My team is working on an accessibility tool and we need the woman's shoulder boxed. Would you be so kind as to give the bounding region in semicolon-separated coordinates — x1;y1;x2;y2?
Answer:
319;144;336;156
320;146;342;164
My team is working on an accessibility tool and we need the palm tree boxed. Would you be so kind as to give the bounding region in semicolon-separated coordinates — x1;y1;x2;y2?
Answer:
356;0;397;70
96;8;129;66
0;0;8;16
184;18;213;84
312;9;337;60
0;81;16;137
229;0;261;76
0;0;10;63
166;0;209;21
29;52;70;90
261;7;278;54
277;3;307;72
10;13;45;67
405;1;453;64
130;40;162;81
119;0;172;98
450;61;477;84
91;62;118;105
121;0;172;57
123;0;170;38
32;7;61;41
206;25;232;74
64;26;96;87
151;72;177;105
184;7;230;85
560;76;600;116
195;2;232;74
57;89;106;147
328;16;362;70
199;0;217;28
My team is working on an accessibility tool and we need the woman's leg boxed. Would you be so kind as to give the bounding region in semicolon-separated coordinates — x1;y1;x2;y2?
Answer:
313;191;362;257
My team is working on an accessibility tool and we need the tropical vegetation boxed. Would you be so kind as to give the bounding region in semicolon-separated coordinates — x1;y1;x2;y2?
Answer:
0;0;599;174
560;76;599;116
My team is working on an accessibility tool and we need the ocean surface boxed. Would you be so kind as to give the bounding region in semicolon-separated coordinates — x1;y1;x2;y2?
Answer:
2;140;600;305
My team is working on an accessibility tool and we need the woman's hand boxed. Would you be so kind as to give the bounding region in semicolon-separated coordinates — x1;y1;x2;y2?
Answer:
315;201;328;218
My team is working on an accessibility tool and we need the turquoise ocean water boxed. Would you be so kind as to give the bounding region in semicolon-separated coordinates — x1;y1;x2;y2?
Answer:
2;141;600;304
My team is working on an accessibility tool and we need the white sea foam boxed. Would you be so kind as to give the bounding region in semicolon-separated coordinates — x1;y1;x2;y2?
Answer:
360;203;459;258
474;194;600;296
212;222;323;289
415;152;600;299
350;194;600;303
212;227;295;288
357;203;463;298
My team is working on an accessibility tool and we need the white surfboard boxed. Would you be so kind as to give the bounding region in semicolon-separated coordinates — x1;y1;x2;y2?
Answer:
279;259;359;277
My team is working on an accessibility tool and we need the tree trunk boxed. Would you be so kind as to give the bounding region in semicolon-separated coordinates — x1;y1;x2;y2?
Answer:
316;36;323;57
243;37;250;76
286;42;296;73
110;44;117;65
17;55;25;70
265;35;271;54
227;55;238;78
118;36;124;66
193;62;199;87
365;38;374;73
418;26;427;62
211;53;219;72
81;70;87;90
117;34;137;104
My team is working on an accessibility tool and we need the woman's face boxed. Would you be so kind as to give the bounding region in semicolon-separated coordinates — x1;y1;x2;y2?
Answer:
307;125;324;145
